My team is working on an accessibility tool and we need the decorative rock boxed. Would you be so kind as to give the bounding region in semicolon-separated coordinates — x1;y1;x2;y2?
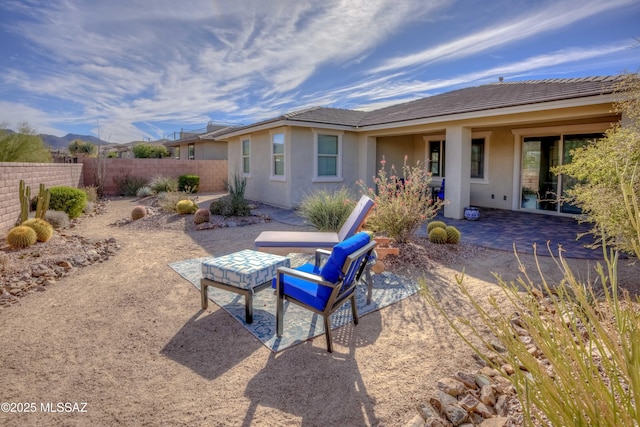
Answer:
479;385;496;406
495;395;509;417
479;416;509;426
443;403;468;426
455;372;478;389
475;374;492;388
418;402;440;420
501;364;514;375
425;417;451;427
437;377;467;397
404;414;425;427
475;402;494;418
458;394;480;411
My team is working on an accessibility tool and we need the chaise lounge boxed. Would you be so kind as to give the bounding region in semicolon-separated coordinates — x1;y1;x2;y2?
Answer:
254;195;374;255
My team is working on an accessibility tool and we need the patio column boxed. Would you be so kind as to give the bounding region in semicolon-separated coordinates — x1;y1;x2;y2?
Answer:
443;126;471;219
358;135;377;189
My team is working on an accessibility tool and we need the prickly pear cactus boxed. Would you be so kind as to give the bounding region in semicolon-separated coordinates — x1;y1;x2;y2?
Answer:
6;225;37;249
194;208;210;224
22;218;54;242
131;205;147;220
428;227;448;244
446;226;461;244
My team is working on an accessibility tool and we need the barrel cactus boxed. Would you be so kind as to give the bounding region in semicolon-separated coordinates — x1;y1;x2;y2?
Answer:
446;226;461;244
6;225;37;249
427;220;447;233
131;205;147;220
428;227;448;244
22;218;54;242
176;199;197;215
194;208;210;224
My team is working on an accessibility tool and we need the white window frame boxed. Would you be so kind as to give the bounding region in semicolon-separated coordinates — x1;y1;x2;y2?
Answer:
241;137;251;178
188;143;195;160
312;129;343;182
270;130;286;181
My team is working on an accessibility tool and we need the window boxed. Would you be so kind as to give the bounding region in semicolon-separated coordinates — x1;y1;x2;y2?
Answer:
470;138;485;179
428;140;445;176
271;132;285;179
188;143;195;160
313;131;343;181
175;146;180;160
241;138;250;176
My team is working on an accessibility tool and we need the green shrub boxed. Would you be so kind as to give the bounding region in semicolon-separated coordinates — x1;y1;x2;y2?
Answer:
423;248;640;427
113;174;148;196
427;220;447;233
49;186;86;219
45;210;70;229
428;227;447;244
6;225;37;249
445;225;461;244
208;195;250;217
178;175;199;193
299;188;355;232
136;186;153;198
358;156;443;243
149;176;178;194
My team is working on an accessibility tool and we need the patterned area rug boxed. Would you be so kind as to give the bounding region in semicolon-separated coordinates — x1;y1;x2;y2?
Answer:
169;255;419;352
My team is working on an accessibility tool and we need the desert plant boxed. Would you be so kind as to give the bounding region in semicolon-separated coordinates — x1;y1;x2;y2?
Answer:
445;225;461;244
427;220;447;233
45;210;70;229
423;247;640;427
208;195;250;217
155;191;196;213
359;156;443;243
81;185;98;203
178;175;200;193
6;225;37;249
149;176;178;194
176;200;198;215
113;174;148;197
428;227;447;244
298;188;355;232
131;206;147;220
136;186;153;198
84;201;94;214
35;183;51;220
194;208;210;224
0;122;51;163
22;218;54;242
17;179;31;225
49;186;86;219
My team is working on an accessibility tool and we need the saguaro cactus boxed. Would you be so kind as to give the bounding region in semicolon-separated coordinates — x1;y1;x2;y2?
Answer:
35;183;51;220
17;179;31;225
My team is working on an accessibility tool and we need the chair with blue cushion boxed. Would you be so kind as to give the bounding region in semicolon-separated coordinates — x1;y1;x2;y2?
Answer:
437;178;445;200
273;232;376;352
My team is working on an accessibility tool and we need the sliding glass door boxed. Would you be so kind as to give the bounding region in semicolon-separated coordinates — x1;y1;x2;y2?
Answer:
520;133;602;214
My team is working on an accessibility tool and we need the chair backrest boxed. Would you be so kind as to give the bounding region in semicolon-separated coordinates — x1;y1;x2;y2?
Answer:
337;196;374;242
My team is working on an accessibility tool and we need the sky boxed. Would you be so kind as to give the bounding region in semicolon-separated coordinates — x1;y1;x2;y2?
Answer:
0;0;639;144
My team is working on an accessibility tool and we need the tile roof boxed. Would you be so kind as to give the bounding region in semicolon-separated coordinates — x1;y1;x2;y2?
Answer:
356;75;622;126
210;75;623;138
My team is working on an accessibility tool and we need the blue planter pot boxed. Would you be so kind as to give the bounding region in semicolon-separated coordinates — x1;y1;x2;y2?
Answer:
464;207;480;221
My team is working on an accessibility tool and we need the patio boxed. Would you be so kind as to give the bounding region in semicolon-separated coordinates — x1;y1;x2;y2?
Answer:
259;204;601;259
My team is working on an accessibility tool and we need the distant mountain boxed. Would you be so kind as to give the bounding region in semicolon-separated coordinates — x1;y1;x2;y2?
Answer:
40;133;111;151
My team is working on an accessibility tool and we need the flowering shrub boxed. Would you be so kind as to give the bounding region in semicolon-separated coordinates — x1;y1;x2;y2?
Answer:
359;156;442;243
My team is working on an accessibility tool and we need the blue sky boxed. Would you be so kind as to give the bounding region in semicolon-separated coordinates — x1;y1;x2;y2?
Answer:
1;0;639;144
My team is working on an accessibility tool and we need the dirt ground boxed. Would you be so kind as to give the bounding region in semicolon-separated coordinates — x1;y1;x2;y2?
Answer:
1;195;639;426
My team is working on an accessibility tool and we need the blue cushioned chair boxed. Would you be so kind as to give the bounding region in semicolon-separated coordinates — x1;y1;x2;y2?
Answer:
437;178;445;200
273;232;376;352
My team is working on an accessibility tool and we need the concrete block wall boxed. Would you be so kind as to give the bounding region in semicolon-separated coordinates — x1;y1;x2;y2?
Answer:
82;158;228;195
0;162;84;236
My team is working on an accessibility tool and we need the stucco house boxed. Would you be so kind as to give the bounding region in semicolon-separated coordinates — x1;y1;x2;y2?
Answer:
164;124;231;160
208;75;624;219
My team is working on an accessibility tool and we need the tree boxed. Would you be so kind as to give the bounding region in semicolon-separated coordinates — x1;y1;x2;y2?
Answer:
68;139;96;157
0;122;51;163
132;142;169;158
556;72;640;258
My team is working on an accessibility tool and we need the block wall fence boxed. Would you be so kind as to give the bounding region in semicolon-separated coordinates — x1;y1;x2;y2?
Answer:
0;159;227;236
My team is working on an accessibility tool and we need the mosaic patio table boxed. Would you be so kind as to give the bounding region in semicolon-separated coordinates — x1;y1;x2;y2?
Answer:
200;250;290;324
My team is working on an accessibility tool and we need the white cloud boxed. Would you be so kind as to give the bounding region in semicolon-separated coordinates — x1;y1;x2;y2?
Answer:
0;101;69;136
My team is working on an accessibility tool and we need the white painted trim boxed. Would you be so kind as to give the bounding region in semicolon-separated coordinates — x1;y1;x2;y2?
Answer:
511;122;613;136
270;129;287;181
241;137;251;178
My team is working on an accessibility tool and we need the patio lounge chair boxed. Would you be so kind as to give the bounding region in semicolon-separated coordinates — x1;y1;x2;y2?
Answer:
273;232;376;352
254;195;374;255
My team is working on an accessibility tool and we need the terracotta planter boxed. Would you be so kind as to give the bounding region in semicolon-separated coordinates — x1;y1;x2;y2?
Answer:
373;237;399;260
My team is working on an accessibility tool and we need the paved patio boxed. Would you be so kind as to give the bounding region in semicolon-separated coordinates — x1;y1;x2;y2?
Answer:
256;204;601;259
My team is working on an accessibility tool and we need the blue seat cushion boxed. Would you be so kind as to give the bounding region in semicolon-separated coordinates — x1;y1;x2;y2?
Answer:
320;232;371;283
272;263;331;311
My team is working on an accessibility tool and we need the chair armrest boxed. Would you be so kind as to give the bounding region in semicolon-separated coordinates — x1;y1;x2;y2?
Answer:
314;248;332;268
276;266;339;289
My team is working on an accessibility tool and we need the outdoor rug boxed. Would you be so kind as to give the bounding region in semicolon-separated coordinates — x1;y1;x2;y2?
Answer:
168;256;419;352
